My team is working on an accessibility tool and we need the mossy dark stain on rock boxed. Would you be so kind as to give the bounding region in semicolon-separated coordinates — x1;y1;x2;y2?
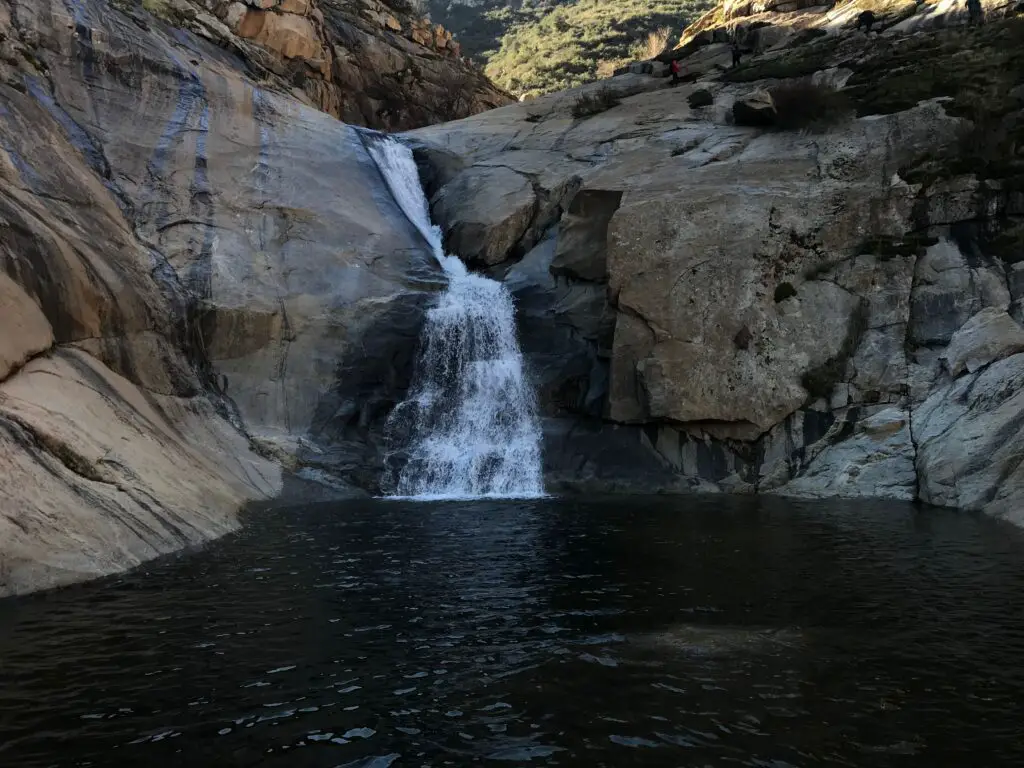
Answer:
801;300;869;401
773;281;797;302
858;234;939;260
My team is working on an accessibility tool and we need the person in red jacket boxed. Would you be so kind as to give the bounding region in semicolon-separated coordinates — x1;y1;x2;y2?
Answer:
670;58;682;84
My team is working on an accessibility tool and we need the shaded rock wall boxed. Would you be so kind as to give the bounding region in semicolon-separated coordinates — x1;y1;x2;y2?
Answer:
8;0;444;449
0;0;447;594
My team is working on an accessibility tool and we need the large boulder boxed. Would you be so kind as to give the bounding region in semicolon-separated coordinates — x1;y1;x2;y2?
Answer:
610;268;861;435
914;353;1024;523
941;307;1024;376
430;166;536;265
601;103;956;437
732;89;776;127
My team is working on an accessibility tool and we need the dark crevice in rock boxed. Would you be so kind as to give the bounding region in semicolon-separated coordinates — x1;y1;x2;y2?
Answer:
903;246;925;501
0;414;141;542
550;189;623;284
302;292;432;494
0;341;55;387
616;301;663;343
0;409;200;547
1;411;106;484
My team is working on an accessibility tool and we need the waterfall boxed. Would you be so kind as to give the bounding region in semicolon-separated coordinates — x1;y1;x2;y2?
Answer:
364;135;545;500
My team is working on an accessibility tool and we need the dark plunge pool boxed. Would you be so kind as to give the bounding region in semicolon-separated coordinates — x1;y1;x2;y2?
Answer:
2;496;1024;767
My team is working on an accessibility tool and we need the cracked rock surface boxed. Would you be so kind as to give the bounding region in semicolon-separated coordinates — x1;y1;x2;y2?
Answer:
407;19;1024;522
3;0;1024;595
0;0;455;595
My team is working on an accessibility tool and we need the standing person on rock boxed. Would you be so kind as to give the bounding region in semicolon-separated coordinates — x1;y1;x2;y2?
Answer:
966;0;984;26
670;58;683;85
731;39;743;68
856;10;877;32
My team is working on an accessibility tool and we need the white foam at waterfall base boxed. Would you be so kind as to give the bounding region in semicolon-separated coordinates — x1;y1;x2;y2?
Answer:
365;135;545;500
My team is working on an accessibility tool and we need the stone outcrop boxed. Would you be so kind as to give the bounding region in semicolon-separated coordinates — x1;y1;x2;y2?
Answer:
915;354;1024;523
107;0;511;130
731;89;775;126
941;307;1024;377
408;14;1024;523
2;0;1023;598
676;0;1018;54
775;407;918;501
430;165;536;266
0;0;447;595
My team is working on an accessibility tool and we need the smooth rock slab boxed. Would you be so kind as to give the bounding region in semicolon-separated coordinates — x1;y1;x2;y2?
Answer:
0;273;52;380
914;353;1024;523
0;350;280;597
776;407;917;501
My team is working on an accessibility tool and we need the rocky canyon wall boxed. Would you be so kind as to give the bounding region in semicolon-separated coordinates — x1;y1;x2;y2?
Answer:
408;12;1024;524
2;0;1022;597
107;0;512;129
0;0;466;595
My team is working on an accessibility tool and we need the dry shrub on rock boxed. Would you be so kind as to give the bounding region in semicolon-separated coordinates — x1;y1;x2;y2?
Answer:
769;79;852;132
640;26;673;59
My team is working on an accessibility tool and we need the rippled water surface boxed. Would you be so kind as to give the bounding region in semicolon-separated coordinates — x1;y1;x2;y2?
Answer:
3;496;1024;767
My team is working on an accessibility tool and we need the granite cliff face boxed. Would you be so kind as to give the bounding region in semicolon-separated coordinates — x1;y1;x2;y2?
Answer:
103;0;512;129
2;0;1023;596
0;0;480;595
408;8;1024;521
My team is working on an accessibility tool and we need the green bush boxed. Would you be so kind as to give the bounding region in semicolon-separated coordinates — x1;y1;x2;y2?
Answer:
480;0;715;97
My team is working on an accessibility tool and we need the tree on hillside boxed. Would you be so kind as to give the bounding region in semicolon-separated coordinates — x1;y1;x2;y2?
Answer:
478;0;714;97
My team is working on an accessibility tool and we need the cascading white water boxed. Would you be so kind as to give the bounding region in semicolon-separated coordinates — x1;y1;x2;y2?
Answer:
364;135;545;500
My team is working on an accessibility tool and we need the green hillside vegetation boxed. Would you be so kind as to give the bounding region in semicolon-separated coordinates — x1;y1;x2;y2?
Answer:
481;0;715;97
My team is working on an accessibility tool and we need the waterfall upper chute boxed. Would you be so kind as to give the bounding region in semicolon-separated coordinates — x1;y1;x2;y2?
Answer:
364;135;545;500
